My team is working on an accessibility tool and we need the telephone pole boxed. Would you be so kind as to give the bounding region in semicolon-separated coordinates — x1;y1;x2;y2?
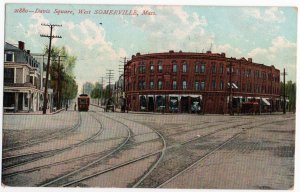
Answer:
40;23;62;114
106;70;114;98
228;61;233;115
281;68;287;114
99;76;105;105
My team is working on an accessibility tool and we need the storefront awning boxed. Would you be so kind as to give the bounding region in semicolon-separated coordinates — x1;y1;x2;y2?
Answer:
262;98;271;106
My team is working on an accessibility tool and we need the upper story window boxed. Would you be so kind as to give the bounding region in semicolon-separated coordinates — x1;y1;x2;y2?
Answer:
138;80;146;90
212;63;216;74
195;81;199;90
182;80;187;90
220;80;224;90
4;68;14;83
220;64;223;74
139;62;146;74
212;80;216;90
158;80;163;89
158;61;163;73
255;70;259;78
182;62;187;73
5;52;14;62
133;65;136;75
195;62;200;73
173;64;177;73
172;80;177;90
150;65;154;73
150;81;154;89
201;80;205;90
200;63;205;73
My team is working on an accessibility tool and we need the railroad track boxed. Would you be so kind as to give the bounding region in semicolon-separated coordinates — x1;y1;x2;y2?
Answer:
53;111;259;187
155;117;295;188
3;107;294;188
3;112;82;152
38;112;132;187
108;113;294;188
2;112;103;171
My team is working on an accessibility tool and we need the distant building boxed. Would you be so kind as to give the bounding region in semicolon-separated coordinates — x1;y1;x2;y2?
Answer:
3;41;53;112
124;51;282;114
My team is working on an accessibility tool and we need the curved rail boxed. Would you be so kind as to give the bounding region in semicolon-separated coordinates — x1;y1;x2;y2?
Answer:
39;112;132;187
58;116;294;187
3;112;81;152
2;112;105;170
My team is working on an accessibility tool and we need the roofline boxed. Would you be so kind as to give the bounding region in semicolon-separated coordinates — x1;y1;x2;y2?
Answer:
127;51;280;71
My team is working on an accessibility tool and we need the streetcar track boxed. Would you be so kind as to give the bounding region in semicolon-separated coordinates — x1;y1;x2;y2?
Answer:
4;116;293;180
38;112;132;187
56;113;294;188
3;104;294;187
156;117;295;188
2;112;104;171
3;112;82;152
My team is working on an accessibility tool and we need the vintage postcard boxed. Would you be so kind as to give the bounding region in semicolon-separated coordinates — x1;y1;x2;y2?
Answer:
1;0;297;191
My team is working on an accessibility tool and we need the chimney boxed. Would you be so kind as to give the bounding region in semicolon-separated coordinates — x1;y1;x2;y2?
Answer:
206;51;211;54
248;58;252;62
169;50;174;53
18;41;25;50
221;52;225;57
136;52;141;56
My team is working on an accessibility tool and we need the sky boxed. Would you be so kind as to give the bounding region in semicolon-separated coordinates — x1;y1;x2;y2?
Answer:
4;3;297;90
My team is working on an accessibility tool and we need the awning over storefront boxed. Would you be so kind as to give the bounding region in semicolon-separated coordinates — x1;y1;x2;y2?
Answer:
262;98;271;106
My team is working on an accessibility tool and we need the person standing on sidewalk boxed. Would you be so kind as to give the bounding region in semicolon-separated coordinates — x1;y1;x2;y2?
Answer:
66;103;68;111
74;102;77;111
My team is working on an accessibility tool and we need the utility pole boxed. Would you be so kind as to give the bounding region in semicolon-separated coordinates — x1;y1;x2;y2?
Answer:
99;76;105;106
282;68;287;114
229;61;233;116
120;57;127;112
106;70;114;99
40;23;62;114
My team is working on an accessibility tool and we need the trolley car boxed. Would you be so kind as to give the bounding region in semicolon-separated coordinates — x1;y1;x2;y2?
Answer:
78;94;90;111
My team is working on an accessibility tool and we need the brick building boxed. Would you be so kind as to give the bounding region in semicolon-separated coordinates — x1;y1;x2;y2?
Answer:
124;51;281;114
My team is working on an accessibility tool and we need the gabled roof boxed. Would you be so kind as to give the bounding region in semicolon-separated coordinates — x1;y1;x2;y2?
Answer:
4;42;20;51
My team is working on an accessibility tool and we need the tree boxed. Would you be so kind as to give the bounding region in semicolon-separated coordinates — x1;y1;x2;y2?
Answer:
280;81;296;112
91;82;102;105
44;46;78;109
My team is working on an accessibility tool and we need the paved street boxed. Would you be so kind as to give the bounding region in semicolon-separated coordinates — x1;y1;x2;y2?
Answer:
2;105;295;189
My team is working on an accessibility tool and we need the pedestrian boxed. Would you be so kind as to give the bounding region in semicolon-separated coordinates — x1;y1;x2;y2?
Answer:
66;103;68;111
74;102;77;111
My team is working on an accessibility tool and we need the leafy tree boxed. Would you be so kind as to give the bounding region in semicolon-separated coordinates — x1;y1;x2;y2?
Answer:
91;82;103;105
44;46;78;109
